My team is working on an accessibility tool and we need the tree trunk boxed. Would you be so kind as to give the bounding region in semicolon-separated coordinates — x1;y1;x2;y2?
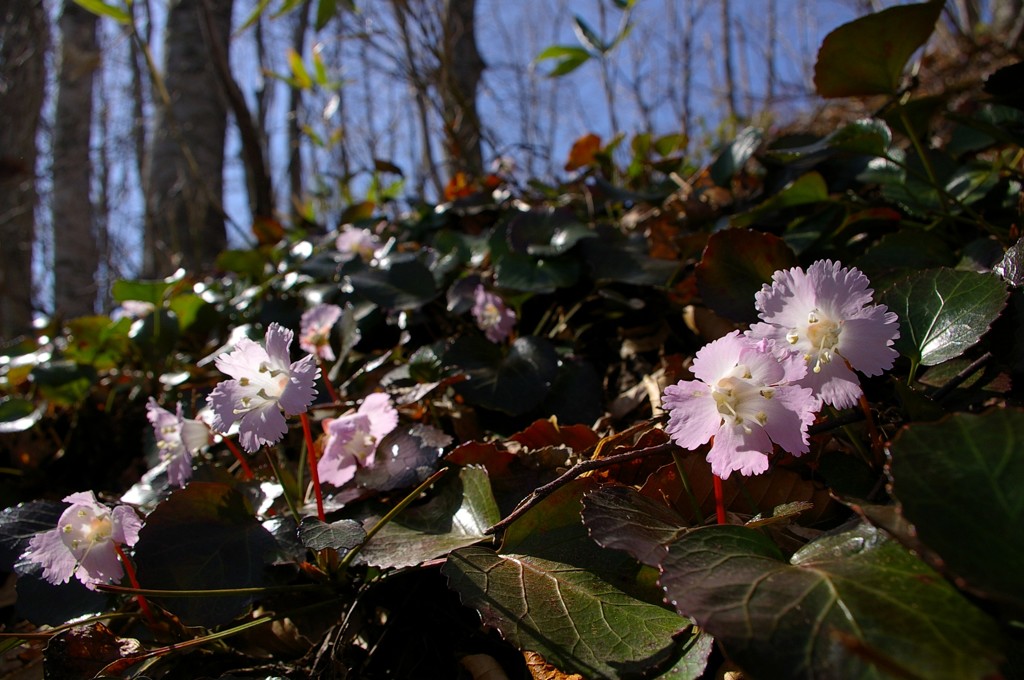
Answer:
439;0;485;178
0;0;48;339
143;0;233;278
720;0;738;121
53;0;100;319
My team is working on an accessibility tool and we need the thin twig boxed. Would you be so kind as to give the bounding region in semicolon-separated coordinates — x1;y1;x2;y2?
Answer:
484;441;677;536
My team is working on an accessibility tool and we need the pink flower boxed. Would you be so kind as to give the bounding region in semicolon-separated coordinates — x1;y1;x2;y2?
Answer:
472;285;516;343
336;225;380;260
662;331;817;478
146;399;210;487
207;323;318;453
748;260;899;409
23;491;142;589
300;303;343;361
317;392;398;487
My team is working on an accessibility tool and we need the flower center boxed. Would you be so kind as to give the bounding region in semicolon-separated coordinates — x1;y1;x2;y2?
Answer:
788;310;841;373
61;507;113;558
712;376;770;434
480;302;502;327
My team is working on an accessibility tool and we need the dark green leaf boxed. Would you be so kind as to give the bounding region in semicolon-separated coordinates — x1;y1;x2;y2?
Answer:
355;466;500;569
216;249;267;278
133;482;277;627
582;485;687;567
995;237;1024;286
768;119;893;162
696;229;798;323
581;229;678;286
660;523;1004;679
63;316;132;370
31;362;96;406
298;517;365;553
494;252;580;293
347;256;438;310
880;268;1007;367
444;545;690;678
889;409;1024;606
572;15;606;53
314;0;335;29
0;397;44;434
814;1;943;97
447;335;558;415
732;172;829;227
710;127;762;186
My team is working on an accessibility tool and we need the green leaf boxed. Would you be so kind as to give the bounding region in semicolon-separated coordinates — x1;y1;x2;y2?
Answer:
572;15;606;53
732;172;829;227
0;397;45;434
31;362;96;407
536;45;591;77
446;335;558;415
63;316;132;370
314;0;335;30
889;409;1024;606
880;268;1007;368
133;482;278;627
444;545;691;678
286;48;313;90
353;466;501;569
72;0;130;23
494;252;580;293
814;1;943;98
768;119;893;162
580;228;678;286
216;249;267;278
709;127;762;186
237;0;273;32
582;485;688;568
347;256;438;310
298;517;365;553
695;228;798;324
660;523;1004;679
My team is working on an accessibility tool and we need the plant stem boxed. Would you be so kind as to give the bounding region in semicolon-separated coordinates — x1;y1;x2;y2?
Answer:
114;544;156;628
337;467;450;571
713;474;727;525
220;436;254;480
300;412;325;521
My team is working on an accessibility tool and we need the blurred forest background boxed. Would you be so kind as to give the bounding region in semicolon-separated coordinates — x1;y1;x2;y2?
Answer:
0;0;1020;340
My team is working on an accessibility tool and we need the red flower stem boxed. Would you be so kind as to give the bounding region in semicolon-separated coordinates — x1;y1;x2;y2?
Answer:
114;544;157;627
713;474;727;525
318;359;340;404
300;412;325;521
221;436;254;480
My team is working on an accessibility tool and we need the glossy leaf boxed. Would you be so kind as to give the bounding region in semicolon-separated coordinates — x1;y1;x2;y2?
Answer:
0;397;45;434
880;268;1007;368
814;1;943;97
536;45;591;77
696;228;798;323
889;409;1024;606
660;523;1004;679
582;485;687;567
494;252;580;293
768;119;893;161
298;517;365;553
732;172;829;227
446;335;558;415
72;0;129;23
710;127;762;186
354;466;500;569
347;256;439;310
444;545;690;678
355;424;450;491
133;482;278;627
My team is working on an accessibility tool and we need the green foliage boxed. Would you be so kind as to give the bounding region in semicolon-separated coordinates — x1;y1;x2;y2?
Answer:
4;2;1024;676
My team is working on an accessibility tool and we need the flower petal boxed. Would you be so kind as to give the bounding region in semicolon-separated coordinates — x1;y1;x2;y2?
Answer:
663;380;721;450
